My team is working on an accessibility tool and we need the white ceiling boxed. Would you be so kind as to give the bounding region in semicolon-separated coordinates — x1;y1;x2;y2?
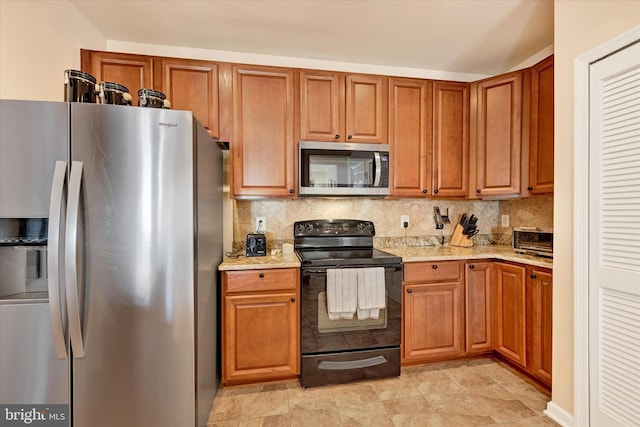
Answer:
70;0;554;75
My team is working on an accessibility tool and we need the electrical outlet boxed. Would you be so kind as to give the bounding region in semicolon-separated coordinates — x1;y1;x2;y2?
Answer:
401;215;409;228
255;217;266;233
501;214;509;227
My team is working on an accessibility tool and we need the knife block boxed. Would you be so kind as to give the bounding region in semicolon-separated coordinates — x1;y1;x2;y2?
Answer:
450;224;473;247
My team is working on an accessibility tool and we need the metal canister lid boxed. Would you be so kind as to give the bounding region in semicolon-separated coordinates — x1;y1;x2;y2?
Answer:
137;88;166;99
101;82;129;93
64;69;96;84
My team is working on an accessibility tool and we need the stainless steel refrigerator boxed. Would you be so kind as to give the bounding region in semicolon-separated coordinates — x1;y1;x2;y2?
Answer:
0;99;223;426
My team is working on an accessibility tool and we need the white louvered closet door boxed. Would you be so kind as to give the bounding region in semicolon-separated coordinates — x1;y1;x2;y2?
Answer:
589;41;640;427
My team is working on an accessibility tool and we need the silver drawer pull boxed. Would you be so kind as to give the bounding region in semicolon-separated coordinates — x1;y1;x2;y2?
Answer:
318;355;388;371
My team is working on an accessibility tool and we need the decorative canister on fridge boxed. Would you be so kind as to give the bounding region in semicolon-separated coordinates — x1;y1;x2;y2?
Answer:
98;82;132;106
137;88;171;109
64;69;97;103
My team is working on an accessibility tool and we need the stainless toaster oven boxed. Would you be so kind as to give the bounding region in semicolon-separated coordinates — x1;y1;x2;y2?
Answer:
513;228;553;257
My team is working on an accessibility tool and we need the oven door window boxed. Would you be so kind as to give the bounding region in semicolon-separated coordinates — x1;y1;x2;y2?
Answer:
301;267;401;354
316;290;387;333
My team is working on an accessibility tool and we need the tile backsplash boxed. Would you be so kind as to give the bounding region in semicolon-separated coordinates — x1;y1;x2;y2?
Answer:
232;196;553;251
498;196;554;232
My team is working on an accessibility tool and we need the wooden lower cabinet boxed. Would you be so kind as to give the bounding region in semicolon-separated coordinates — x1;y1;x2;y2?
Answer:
493;262;527;367
401;258;551;387
527;267;553;385
402;261;464;363
222;268;299;385
464;261;493;354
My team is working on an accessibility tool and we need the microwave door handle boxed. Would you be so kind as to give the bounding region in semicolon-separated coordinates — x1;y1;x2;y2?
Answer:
373;152;381;187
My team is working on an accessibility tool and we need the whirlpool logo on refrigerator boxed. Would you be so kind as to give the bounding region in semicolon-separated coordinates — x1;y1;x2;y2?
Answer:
158;121;178;128
0;405;67;426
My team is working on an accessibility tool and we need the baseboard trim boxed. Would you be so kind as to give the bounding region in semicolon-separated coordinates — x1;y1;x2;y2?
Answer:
544;401;574;427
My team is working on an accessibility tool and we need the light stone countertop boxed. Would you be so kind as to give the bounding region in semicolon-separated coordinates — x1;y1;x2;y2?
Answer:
218;252;301;271
218;245;552;271
380;245;553;269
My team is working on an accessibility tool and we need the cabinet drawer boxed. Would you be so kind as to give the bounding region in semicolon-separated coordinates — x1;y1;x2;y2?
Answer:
404;261;461;283
225;268;298;293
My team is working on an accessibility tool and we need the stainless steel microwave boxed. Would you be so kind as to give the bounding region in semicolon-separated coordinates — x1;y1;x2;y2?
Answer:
298;141;390;197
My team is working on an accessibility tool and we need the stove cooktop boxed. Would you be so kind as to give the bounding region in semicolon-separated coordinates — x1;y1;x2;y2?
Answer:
295;247;402;267
294;219;402;267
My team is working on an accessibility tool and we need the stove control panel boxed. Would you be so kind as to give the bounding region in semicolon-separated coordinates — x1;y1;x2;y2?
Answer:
294;219;375;237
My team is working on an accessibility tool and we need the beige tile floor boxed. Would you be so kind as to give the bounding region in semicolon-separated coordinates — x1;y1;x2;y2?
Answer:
207;357;559;426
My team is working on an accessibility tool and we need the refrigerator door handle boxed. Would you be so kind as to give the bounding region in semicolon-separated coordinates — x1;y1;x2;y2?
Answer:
47;161;68;360
66;160;86;358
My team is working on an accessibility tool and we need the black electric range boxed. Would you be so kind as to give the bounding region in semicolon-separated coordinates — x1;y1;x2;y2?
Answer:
294;219;403;388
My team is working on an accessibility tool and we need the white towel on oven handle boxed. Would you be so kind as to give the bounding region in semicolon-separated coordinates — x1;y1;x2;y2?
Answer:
326;268;357;320
357;267;386;320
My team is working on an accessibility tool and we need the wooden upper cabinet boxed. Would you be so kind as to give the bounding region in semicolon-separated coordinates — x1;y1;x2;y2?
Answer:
81;50;153;101
232;65;295;198
471;71;523;198
345;74;388;143
528;55;554;195
299;71;387;143
157;58;219;138
388;78;432;197
432;81;469;198
299;70;343;141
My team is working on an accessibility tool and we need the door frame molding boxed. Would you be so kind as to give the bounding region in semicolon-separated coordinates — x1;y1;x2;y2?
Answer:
572;25;640;427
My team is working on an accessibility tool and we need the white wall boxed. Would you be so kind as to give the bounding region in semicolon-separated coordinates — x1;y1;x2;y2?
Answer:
552;0;640;418
0;1;106;101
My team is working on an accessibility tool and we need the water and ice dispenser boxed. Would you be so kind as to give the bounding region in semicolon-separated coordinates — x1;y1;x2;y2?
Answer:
0;218;49;301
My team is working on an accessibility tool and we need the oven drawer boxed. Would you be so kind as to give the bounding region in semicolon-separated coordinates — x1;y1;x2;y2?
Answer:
224;268;298;293
403;261;461;283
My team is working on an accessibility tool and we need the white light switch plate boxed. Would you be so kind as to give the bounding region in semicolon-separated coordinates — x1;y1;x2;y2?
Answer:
255;217;266;233
501;215;509;227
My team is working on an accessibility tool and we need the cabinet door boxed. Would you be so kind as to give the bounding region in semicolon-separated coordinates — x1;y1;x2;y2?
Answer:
403;281;463;362
223;292;299;384
465;262;493;354
81;50;153;100
158;58;219;138
494;262;526;366
345;74;388;143
472;72;523;197
527;267;552;385
432;81;469;197
299;70;344;142
388;78;432;197
528;55;554;194
232;65;295;197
